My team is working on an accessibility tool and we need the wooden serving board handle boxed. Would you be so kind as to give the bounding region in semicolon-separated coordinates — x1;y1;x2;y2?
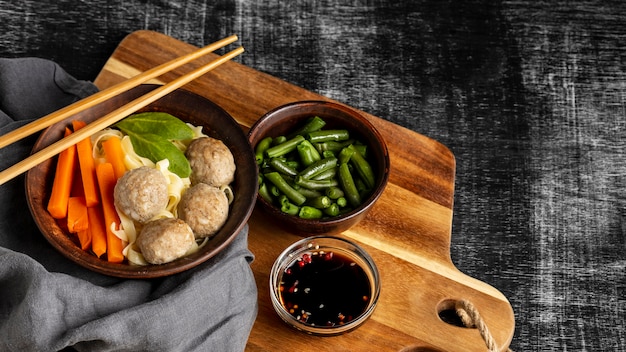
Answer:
95;30;514;352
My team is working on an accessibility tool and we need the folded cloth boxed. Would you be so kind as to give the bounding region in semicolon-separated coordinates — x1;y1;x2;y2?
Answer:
0;58;258;352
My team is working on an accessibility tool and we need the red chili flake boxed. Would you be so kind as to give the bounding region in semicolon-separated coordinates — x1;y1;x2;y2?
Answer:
324;251;334;261
302;253;312;264
298;260;306;268
285;268;292;275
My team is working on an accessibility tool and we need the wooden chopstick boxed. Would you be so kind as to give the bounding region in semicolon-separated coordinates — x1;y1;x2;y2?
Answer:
0;45;244;186
0;34;239;150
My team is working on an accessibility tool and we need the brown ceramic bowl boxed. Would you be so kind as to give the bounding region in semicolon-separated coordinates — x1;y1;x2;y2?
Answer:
25;85;258;278
248;100;390;236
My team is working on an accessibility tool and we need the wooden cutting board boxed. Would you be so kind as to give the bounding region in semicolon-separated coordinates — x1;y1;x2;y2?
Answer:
94;30;514;352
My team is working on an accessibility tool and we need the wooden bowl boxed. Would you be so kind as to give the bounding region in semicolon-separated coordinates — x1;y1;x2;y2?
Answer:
248;101;390;236
25;85;258;278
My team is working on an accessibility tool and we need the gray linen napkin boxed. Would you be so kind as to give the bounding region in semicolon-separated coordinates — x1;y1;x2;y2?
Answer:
0;58;258;352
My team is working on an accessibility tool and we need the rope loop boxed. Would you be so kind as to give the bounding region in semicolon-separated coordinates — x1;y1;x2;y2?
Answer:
455;299;514;352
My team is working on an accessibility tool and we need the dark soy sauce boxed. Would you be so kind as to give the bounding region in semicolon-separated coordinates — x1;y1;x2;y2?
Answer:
278;250;371;327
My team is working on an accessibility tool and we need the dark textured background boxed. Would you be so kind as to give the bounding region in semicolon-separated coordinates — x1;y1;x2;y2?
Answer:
1;1;625;351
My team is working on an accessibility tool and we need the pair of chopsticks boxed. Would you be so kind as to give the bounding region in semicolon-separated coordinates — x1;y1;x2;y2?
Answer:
0;35;243;186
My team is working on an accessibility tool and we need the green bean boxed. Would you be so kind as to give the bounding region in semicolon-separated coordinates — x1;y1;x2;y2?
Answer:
323;203;340;217
293;185;322;198
353;144;367;158
336;196;348;207
298;157;338;179
338;145;355;164
265;135;305;159
268;158;298;177
272;135;287;145
264;172;307;205
297;140;321;166
281;202;300;216
289;116;327;137
306;195;332;209
294;176;339;190
270;185;281;197
347;144;376;188
314;139;355;154
322;150;335;159
277;194;290;206
338;163;361;207
298;206;323;219
311;167;337;181
325;186;344;199
258;182;273;203
285;160;300;169
307;129;350;143
255;136;273;165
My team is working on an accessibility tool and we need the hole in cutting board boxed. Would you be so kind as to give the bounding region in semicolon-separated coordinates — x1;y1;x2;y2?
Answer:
436;299;475;328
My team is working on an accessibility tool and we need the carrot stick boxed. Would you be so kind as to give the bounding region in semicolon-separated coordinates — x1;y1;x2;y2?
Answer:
87;205;107;258
72;120;100;207
67;196;89;233
47;127;76;219
102;136;127;179
76;228;92;251
96;162;125;263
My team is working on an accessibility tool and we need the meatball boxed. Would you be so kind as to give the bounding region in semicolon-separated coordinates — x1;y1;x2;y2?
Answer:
114;166;169;223
185;137;235;187
178;183;229;239
136;217;196;264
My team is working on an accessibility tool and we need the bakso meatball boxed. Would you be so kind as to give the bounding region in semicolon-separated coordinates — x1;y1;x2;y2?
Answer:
136;217;196;265
114;166;169;223
185;137;235;187
178;183;229;239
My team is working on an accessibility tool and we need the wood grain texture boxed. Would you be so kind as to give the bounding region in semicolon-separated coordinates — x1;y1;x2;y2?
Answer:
1;1;625;351
93;30;514;351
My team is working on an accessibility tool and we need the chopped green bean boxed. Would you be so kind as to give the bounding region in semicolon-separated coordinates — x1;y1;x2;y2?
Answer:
322;150;335;159
255;136;273;164
294;176;339;190
336;196;348;207
338;163;361;207
325;186;345;199
289;116;327;137
272;135;287;145
264;172;307;205
311;167;337;181
265;135;305;159
281;202;300;215
306;195;332;209
323;203;340;217
293;185;322;198
299;206;323;219
268;158;298;177
307;129;350;143
270;185;281;197
297;140;322;166
353;144;367;158
338;147;354;165
298;157;338;180
347;144;376;188
314;139;355;154
258;182;273;203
